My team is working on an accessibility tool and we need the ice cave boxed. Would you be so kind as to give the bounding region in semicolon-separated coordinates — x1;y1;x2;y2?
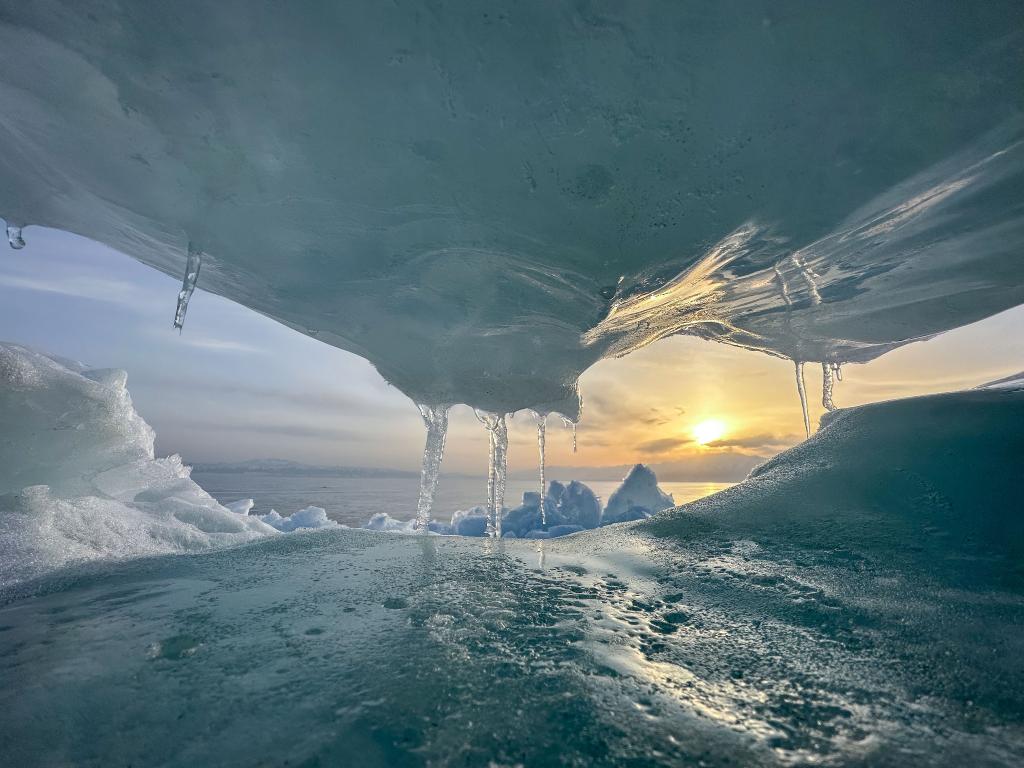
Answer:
1;2;1023;766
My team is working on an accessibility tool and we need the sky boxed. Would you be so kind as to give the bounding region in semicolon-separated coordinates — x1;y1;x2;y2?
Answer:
2;225;1023;480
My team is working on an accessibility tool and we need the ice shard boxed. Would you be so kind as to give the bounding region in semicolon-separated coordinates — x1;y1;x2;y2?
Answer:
795;361;811;438
6;224;24;250
474;410;508;538
531;410;547;526
822;363;837;412
172;243;202;332
414;404;449;532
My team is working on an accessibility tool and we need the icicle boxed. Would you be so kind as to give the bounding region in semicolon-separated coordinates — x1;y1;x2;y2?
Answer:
474;410;508;538
6;225;25;250
795;360;811;438
821;363;836;412
832;361;843;381
560;416;578;454
414;404;450;532
530;410;548;526
173;243;202;331
790;254;822;305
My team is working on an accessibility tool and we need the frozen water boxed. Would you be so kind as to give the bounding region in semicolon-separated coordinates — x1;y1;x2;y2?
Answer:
413;404;449;531
474;411;508;538
602;464;675;526
821;362;837;412
0;343;277;590
531;410;548;525
794;360;811;437
172;243;201;331
2;386;1022;766
258;506;338;533
1;3;1022;412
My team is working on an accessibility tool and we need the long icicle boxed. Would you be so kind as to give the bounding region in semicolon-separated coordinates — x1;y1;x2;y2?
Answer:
414;404;450;532
561;416;578;453
173;242;203;331
821;363;836;412
475;411;508;538
531;411;548;526
795;360;811;438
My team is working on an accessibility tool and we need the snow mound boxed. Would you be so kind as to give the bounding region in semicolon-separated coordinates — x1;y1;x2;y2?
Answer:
0;343;277;590
1;4;1023;412
258;506;338;533
644;388;1024;566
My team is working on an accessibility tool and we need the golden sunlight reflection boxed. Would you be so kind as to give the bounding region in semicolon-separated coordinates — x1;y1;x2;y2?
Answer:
692;419;726;445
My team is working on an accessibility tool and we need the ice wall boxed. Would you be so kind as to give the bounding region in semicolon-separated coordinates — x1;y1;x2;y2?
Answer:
0;2;1022;413
0;343;276;589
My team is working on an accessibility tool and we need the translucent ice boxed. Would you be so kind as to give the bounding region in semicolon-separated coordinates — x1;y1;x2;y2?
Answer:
414;404;449;531
172;243;201;331
474;411;508;538
0;4;1021;412
795;361;811;438
821;362;836;412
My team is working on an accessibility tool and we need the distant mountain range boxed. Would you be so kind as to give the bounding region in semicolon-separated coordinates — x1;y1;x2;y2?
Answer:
188;458;418;478
191;452;765;483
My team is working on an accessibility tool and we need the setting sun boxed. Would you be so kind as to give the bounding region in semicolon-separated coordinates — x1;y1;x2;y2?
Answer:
693;419;726;445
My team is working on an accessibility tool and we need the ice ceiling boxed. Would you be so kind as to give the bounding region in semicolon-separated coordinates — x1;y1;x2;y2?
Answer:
1;1;1022;415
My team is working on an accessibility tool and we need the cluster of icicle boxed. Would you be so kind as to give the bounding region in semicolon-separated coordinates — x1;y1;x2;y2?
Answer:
793;360;844;438
404;405;580;536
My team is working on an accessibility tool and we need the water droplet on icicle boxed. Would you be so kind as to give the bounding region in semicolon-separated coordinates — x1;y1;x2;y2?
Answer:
6;225;25;249
414;404;450;532
173;243;203;332
474;410;508;538
821;363;837;412
795;360;811;438
530;410;548;526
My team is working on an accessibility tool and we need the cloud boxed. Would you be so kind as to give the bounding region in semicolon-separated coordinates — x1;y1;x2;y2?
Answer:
176;336;263;354
635;435;694;454
706;433;800;450
0;273;150;310
139;377;407;415
170;418;357;441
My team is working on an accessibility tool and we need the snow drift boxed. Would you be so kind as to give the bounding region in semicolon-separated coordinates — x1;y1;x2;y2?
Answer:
643;387;1024;572
0;342;278;589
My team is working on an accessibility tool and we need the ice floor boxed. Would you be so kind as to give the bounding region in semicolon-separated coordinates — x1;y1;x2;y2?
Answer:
2;385;1022;766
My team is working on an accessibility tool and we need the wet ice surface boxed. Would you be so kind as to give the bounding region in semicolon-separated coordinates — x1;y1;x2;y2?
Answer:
2;518;1021;768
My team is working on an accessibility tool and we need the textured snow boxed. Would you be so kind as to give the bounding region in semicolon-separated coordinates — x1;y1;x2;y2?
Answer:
1;3;1022;412
258;506;338;533
0;343;276;589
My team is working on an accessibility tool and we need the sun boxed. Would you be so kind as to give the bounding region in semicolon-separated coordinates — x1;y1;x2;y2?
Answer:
692;419;726;445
